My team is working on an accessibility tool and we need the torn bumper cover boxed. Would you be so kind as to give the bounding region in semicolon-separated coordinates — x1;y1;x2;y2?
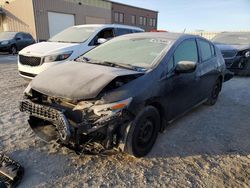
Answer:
20;100;71;143
0;154;24;188
19;99;132;151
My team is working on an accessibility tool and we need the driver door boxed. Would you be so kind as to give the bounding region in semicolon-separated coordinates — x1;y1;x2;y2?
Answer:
163;39;202;120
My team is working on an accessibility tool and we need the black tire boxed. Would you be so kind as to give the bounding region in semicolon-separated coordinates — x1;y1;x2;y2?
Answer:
238;59;250;76
9;45;17;55
124;106;160;157
204;78;222;106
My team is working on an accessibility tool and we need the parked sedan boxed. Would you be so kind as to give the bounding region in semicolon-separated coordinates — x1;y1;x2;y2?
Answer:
20;33;226;157
0;32;35;54
212;32;250;76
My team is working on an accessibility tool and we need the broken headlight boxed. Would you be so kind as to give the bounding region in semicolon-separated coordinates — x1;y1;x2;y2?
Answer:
91;98;133;117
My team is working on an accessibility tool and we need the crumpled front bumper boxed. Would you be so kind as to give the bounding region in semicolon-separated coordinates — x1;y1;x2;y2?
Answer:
19;99;131;149
20;99;71;143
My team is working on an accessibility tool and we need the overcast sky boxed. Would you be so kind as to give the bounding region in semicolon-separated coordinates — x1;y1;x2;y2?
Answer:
112;0;250;32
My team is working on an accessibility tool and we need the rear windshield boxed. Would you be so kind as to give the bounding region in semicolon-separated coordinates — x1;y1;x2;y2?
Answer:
212;32;250;45
48;26;98;43
0;32;16;40
83;37;172;68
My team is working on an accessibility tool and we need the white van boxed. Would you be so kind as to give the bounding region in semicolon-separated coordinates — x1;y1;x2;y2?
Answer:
18;24;144;80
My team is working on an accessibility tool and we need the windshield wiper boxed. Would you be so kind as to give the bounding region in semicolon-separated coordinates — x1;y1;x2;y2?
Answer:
80;58;146;72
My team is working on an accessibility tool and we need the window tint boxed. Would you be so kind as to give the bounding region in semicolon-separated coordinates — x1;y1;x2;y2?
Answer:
199;40;213;61
174;39;198;64
116;28;132;36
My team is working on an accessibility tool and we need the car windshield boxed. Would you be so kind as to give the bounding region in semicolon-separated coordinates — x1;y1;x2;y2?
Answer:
82;37;172;69
48;26;99;43
212;32;250;45
0;32;16;40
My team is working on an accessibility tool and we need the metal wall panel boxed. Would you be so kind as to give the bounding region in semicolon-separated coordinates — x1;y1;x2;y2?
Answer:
33;0;112;41
0;0;36;38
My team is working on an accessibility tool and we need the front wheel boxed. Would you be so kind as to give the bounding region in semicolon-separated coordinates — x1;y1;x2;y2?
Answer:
124;106;160;157
204;78;222;106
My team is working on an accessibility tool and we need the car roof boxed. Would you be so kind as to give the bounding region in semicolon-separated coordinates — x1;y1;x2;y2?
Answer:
73;24;144;31
115;32;196;41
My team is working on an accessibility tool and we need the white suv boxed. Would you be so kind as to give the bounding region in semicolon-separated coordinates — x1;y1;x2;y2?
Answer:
18;24;144;80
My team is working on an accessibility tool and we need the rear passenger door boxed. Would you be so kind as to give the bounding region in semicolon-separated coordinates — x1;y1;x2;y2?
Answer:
197;39;219;98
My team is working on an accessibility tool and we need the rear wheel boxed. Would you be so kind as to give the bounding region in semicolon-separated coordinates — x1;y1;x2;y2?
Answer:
10;45;17;55
204;78;222;106
124;106;160;157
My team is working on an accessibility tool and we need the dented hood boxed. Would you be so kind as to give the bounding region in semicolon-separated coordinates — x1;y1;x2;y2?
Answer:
31;62;141;100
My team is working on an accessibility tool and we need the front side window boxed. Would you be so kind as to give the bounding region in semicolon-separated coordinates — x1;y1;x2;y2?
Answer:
90;28;114;46
49;26;98;43
199;40;213;61
83;37;173;68
174;39;198;64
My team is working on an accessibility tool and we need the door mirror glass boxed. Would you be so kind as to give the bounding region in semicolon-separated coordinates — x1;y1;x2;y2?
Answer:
175;61;197;73
97;38;107;45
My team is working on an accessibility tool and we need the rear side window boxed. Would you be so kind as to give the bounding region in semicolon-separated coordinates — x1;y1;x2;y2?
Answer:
174;39;198;63
115;28;132;36
199;40;214;61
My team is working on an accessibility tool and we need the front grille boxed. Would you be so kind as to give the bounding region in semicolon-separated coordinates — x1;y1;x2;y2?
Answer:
221;50;237;59
20;100;59;122
19;55;42;66
20;99;71;143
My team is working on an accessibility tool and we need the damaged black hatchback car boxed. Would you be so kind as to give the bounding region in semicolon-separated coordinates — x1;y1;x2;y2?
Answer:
20;33;226;157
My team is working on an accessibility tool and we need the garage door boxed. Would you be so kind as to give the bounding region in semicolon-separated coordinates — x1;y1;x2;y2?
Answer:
86;16;106;24
48;12;75;37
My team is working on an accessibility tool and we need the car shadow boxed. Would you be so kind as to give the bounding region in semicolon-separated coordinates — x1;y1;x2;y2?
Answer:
147;92;250;158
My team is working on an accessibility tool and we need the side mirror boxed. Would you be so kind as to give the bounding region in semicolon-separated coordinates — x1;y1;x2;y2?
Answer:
97;38;107;45
16;37;21;41
175;61;197;73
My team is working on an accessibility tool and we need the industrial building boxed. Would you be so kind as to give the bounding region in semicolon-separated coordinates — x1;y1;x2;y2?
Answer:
0;0;158;41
